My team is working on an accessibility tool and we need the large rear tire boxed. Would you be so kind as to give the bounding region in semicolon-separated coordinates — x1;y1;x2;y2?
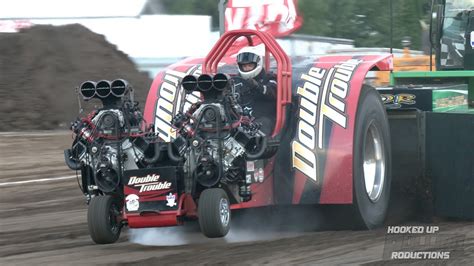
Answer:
87;195;122;244
198;188;231;238
352;85;392;229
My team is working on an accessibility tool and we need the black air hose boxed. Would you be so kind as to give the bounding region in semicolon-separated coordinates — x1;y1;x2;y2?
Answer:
143;142;162;164
168;142;183;162
64;149;81;170
246;137;269;160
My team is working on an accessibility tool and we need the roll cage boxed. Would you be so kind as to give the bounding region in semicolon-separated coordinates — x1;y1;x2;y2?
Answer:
203;29;292;137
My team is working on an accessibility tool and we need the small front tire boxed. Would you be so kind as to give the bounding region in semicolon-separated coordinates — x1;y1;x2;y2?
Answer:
198;188;231;238
87;195;122;244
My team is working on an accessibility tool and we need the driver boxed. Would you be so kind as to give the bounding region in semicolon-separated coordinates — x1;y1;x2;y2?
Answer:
236;45;277;135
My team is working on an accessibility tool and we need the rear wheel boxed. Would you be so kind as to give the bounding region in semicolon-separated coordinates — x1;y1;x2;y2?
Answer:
198;188;231;238
87;195;122;244
352;85;392;229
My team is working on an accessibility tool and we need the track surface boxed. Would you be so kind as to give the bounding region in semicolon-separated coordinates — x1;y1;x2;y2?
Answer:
0;131;473;265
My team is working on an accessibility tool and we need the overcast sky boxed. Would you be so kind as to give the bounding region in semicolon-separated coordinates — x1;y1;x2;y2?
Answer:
0;0;147;19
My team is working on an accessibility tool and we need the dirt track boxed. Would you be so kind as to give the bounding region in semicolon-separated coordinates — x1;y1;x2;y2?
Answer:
0;132;473;265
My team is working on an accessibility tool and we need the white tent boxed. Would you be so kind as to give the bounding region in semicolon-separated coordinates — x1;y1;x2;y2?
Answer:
0;0;146;18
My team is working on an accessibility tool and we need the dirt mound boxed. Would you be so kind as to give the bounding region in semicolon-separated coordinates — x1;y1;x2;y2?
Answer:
0;24;152;131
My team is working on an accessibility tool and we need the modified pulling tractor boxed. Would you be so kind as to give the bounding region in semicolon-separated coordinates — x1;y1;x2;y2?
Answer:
64;0;473;244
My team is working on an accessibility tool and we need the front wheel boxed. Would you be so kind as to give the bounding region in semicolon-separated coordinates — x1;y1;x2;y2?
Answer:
352;85;392;229
87;195;122;244
198;188;231;238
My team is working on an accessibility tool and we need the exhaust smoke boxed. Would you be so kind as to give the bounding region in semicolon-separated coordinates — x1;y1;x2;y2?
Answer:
128;205;327;246
129;227;190;246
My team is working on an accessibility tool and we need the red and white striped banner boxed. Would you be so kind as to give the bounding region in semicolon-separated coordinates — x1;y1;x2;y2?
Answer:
225;0;302;37
0;20;33;32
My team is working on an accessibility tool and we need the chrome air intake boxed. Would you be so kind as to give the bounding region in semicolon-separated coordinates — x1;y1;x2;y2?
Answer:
79;81;96;100
96;80;111;98
111;79;128;97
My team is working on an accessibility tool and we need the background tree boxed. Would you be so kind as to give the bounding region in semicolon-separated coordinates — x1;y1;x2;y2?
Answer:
159;0;220;30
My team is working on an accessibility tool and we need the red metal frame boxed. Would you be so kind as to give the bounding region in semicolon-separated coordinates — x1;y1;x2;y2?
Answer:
203;29;292;137
124;192;198;228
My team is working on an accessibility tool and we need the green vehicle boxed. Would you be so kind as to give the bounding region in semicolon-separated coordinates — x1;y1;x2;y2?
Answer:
378;0;474;220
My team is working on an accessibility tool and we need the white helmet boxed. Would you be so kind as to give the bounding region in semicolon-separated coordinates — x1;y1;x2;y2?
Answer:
237;45;264;80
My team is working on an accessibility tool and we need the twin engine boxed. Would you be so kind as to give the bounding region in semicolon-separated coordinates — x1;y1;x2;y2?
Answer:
65;74;272;203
